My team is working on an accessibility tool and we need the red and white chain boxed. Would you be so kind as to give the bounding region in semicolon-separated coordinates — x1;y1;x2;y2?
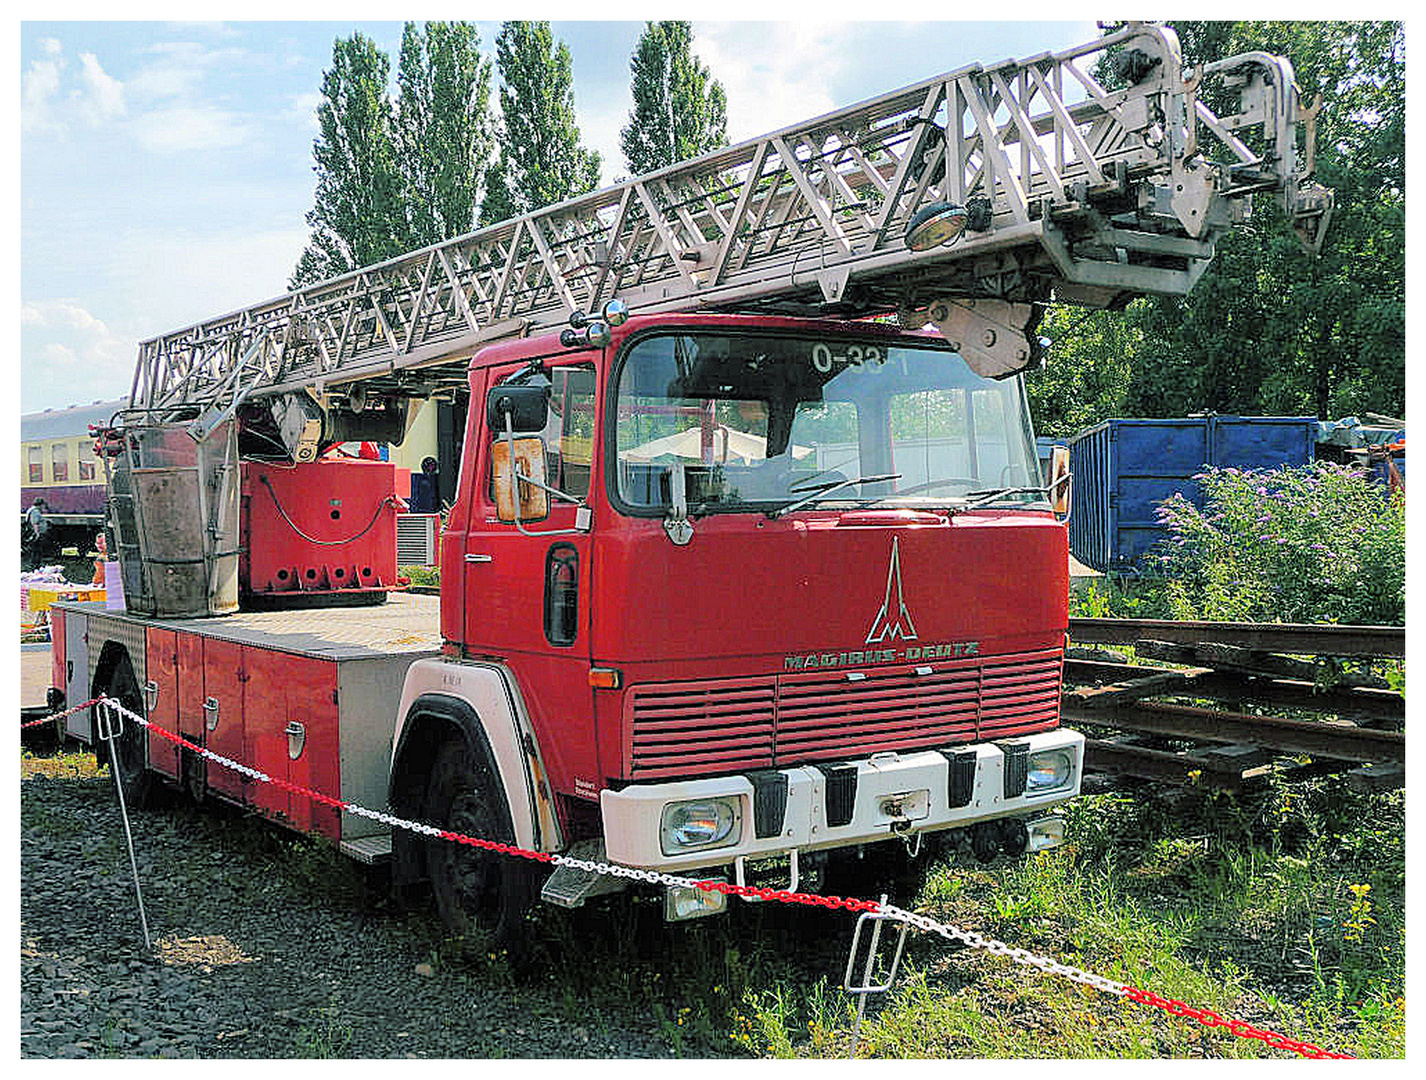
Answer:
21;696;101;730
71;696;1352;1059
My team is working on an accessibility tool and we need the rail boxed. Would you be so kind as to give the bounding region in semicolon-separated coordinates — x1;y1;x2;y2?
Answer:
1062;619;1405;793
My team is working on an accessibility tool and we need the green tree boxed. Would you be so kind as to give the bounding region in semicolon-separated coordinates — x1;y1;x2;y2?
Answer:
1024;306;1135;438
1119;21;1405;421
291;33;406;288
481;21;602;223
620;21;727;176
394;21;494;246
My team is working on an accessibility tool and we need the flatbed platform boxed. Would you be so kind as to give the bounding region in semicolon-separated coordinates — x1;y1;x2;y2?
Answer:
56;592;442;661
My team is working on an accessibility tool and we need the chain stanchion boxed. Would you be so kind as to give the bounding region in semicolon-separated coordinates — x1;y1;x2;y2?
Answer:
93;697;151;950
89;695;1356;1060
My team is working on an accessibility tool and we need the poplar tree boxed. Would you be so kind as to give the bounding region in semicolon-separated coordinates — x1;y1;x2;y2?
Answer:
292;24;495;289
291;33;405;288
620;21;727;176
481;21;602;223
394;21;495;247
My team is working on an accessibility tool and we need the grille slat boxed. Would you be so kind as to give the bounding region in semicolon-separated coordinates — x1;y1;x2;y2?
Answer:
626;648;1062;778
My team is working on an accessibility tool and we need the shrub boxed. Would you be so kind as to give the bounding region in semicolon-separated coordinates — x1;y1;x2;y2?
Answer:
1149;463;1404;625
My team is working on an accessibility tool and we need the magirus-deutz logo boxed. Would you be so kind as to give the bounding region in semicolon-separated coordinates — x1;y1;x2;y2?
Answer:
783;537;978;671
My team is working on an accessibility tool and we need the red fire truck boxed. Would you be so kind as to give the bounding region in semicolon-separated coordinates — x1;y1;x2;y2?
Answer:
47;24;1329;945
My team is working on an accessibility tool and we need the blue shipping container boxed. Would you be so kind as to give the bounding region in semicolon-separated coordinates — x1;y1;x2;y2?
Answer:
1066;416;1317;574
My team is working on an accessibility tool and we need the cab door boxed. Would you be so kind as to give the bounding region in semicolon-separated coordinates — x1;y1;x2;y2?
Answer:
462;358;598;662
462;358;601;796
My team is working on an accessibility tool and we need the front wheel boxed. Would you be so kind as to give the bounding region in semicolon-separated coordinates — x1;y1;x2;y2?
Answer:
423;736;538;953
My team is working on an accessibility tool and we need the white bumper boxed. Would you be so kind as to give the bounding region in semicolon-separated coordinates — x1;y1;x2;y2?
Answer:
601;728;1083;871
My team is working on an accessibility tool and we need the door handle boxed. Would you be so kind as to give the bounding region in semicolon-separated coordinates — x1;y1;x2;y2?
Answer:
143;680;159;712
203;696;219;731
285;720;306;760
465;553;493;563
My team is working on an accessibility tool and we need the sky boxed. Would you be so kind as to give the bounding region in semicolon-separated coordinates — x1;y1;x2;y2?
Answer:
17;13;1102;415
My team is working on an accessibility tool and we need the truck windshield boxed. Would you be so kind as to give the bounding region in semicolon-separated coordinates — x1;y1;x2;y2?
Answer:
610;331;1043;514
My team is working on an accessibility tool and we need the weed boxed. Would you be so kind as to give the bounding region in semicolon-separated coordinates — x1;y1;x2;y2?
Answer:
296;1008;354;1058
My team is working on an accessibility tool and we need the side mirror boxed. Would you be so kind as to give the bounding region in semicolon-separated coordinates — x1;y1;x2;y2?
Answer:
486;383;549;434
491;436;550;523
1048;445;1072;520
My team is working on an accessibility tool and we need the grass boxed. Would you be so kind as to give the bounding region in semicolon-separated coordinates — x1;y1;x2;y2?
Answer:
22;746;1404;1059
732;778;1404;1059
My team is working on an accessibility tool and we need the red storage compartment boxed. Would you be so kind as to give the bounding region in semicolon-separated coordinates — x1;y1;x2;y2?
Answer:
240;458;404;606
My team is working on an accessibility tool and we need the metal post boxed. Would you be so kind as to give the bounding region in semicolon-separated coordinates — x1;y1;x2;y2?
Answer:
97;699;152;950
848;899;886;1057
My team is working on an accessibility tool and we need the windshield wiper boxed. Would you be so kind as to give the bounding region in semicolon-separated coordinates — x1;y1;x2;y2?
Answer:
766;473;902;518
949;486;1053;513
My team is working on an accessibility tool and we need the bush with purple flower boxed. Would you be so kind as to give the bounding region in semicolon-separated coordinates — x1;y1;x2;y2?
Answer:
1152;462;1404;625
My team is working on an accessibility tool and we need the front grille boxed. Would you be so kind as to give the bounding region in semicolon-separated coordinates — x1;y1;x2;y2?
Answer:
624;648;1062;779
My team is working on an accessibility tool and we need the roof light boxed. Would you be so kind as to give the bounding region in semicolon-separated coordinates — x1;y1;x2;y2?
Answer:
905;201;969;251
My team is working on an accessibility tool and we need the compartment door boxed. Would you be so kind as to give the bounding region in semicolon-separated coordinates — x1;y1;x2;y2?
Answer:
63;611;90;741
203;637;246;802
144;627;181;780
243;646;292;822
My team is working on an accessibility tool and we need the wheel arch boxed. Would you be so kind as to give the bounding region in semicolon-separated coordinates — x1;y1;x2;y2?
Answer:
388;692;519;893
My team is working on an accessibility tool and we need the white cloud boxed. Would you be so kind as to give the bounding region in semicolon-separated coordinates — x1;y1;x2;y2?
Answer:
21;52;65;133
40;38;61;56
76;52;126;124
692;23;849;145
21;300;135;410
129;103;254;153
284;90;324;132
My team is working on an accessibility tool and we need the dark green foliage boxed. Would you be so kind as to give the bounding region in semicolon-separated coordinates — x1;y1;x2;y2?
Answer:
620;21;728;177
1044;22;1404;429
1024;306;1134;438
292;23;495;289
395;22;494;247
481;22;601;223
1150;462;1404;625
291;34;406;289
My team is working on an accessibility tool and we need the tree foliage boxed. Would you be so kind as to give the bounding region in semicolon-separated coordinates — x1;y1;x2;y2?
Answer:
394;21;494;249
481;21;601;224
1033;22;1404;432
292;23;495;289
620;21;728;176
291;33;405;289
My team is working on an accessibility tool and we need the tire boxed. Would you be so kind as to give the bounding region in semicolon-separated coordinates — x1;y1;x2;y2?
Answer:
98;652;156;809
423;736;537;953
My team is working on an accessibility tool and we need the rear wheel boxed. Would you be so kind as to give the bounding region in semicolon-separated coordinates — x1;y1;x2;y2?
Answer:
98;652;155;809
423;736;537;953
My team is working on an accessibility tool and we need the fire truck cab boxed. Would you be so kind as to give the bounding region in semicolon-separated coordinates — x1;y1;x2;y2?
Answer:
385;311;1081;934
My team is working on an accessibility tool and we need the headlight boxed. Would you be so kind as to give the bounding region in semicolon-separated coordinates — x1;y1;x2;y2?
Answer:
1026;749;1073;795
660;798;742;855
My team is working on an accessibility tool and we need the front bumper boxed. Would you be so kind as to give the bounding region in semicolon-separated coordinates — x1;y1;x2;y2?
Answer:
601;728;1083;871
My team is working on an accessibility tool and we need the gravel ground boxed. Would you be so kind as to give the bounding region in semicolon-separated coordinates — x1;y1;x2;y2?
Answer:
20;752;758;1059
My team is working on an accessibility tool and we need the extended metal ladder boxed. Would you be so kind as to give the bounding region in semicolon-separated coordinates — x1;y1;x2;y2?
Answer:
130;22;1331;414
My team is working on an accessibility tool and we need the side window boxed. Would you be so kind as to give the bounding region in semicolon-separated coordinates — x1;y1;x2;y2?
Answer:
78;439;97;481
548;367;596;499
51;443;69;483
28;445;43;484
486;364;596;505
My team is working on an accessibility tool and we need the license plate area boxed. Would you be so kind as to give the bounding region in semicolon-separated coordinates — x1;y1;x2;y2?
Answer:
873;788;930;825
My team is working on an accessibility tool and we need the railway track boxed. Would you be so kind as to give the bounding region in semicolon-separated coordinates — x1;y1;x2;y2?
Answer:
1062;619;1405;793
